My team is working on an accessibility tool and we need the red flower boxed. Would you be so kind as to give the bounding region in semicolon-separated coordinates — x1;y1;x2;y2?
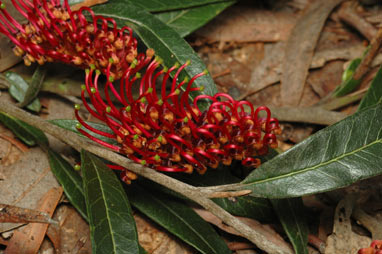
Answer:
359;240;382;254
0;0;281;183
74;52;281;183
0;0;137;79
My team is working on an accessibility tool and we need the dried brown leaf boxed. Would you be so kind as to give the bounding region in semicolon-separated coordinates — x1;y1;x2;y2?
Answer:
280;0;345;106
5;187;63;254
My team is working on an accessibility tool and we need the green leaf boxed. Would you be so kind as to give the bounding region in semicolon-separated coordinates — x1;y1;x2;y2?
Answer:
49;119;118;145
271;198;309;254
6;71;41;112
0;111;48;146
154;1;234;37
358;65;382;111
92;1;217;111
127;184;231;254
18;66;46;108
333;58;362;97
47;149;88;221
81;150;139;254
125;0;232;12
241;103;382;198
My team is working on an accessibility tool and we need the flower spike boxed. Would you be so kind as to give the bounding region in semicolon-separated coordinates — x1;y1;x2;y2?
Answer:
75;54;281;182
0;0;138;78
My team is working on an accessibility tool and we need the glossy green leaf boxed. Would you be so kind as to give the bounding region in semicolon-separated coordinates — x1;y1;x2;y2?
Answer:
81;150;139;254
6;72;41;112
49;119;117;145
125;0;232;12
155;1;234;37
242;103;382;198
48;149;88;221
92;1;217;111
18;66;46;108
333;58;362;97
358;65;382;111
271;198;309;254
127;184;231;254
0;111;48;146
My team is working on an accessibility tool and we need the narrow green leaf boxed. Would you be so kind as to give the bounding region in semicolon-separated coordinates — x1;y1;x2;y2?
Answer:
49;119;117;145
127;184;231;254
271;198;309;254
18;66;46;108
333;58;362;97
125;0;232;12
92;2;217;111
155;1;234;37
81;150;139;254
6;72;41;112
358;65;382;111
242;103;382;198
48;150;88;221
0;111;48;146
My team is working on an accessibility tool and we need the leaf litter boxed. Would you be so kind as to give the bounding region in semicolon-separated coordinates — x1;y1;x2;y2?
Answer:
1;0;382;253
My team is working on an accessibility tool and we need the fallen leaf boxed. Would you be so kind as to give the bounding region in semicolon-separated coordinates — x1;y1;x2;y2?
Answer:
280;0;345;106
5;187;63;254
193;208;293;253
195;6;295;43
325;195;371;254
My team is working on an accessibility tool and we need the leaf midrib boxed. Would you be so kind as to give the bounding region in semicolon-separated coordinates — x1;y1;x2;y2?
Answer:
90;158;118;253
148;194;218;253
243;136;382;186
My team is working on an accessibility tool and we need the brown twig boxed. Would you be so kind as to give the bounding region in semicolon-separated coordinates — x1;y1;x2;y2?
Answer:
0;99;293;254
352;27;382;81
207;190;252;199
338;3;378;41
0;133;29;152
308;234;326;253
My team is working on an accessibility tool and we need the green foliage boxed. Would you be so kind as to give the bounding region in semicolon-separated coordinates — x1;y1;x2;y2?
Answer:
333;58;362;97
125;0;234;12
92;1;217;111
49;119;117;145
47;150;88;221
127;184;231;254
358;65;382;111
6;71;41;112
153;2;234;37
242;103;382;198
0;111;48;146
81;150;140;254
271;198;309;254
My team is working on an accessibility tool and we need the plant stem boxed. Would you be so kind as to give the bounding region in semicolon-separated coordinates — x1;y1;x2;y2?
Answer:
0;99;293;254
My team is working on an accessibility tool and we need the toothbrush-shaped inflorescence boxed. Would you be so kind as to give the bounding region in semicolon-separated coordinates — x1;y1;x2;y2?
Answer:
0;0;137;79
74;50;281;183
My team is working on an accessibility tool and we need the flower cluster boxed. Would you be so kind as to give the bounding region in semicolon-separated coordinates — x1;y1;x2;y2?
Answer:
358;240;382;254
0;0;281;183
0;0;137;79
74;52;281;183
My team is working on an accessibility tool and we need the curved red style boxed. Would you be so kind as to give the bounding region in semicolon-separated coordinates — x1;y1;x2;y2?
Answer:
74;54;281;182
0;0;137;79
0;0;281;183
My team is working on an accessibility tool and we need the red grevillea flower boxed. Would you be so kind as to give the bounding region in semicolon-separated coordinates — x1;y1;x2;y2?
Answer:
359;240;382;254
74;52;281;183
0;0;137;79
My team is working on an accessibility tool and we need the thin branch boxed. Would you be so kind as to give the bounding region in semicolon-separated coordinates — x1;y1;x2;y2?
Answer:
0;99;293;254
